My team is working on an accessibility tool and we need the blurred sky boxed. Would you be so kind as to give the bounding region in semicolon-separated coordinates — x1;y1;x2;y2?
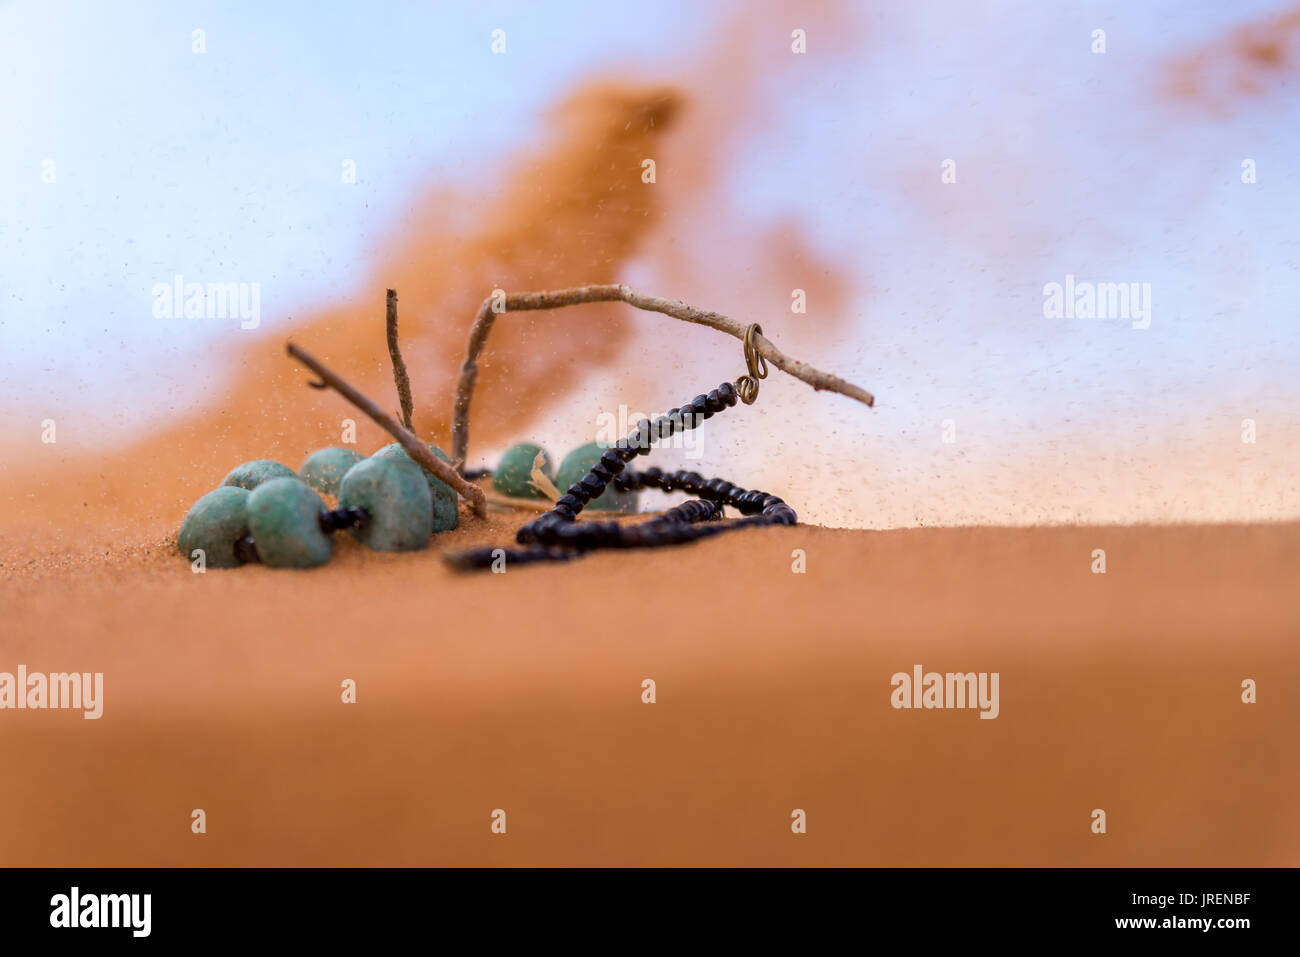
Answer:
2;0;1297;525
0;0;731;390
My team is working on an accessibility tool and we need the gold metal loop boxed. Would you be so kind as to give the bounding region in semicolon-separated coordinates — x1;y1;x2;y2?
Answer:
735;323;768;405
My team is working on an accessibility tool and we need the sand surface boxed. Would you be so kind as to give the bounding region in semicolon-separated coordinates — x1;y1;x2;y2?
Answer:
1;498;1295;866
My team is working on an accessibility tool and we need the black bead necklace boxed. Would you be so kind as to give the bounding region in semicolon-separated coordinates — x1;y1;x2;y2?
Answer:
318;506;370;533
446;325;797;570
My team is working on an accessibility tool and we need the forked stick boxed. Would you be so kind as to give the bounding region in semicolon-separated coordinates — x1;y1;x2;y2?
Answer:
450;283;874;467
286;342;488;517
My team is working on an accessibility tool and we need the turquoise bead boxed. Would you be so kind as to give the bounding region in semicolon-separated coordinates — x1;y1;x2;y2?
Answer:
372;442;459;532
338;457;432;552
177;486;251;568
246;477;333;568
299;447;365;497
222;459;297;491
429;488;458;532
555;442;639;513
492;442;553;499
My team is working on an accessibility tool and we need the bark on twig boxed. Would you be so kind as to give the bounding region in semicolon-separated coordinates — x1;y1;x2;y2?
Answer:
385;289;415;430
449;283;874;468
286;342;487;517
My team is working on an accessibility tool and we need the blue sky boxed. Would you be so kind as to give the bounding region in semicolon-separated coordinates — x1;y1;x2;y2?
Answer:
0;0;730;399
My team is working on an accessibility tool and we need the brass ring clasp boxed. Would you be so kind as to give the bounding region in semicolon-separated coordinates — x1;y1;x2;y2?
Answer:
735;322;768;405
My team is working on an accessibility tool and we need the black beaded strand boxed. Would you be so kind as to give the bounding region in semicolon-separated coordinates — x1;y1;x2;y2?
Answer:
444;380;798;571
443;469;795;570
318;505;370;533
517;381;740;541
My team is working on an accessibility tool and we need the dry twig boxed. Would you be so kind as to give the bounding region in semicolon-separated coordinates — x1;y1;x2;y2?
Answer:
286;341;487;517
528;451;562;502
482;491;557;513
450;283;874;467
385;288;415;430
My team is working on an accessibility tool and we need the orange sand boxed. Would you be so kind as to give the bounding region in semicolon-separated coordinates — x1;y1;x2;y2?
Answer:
0;503;1296;865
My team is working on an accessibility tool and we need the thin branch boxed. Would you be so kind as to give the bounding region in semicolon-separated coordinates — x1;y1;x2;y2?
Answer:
482;491;557;513
528;451;562;502
286;342;487;517
385;288;415;430
450;283;875;468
